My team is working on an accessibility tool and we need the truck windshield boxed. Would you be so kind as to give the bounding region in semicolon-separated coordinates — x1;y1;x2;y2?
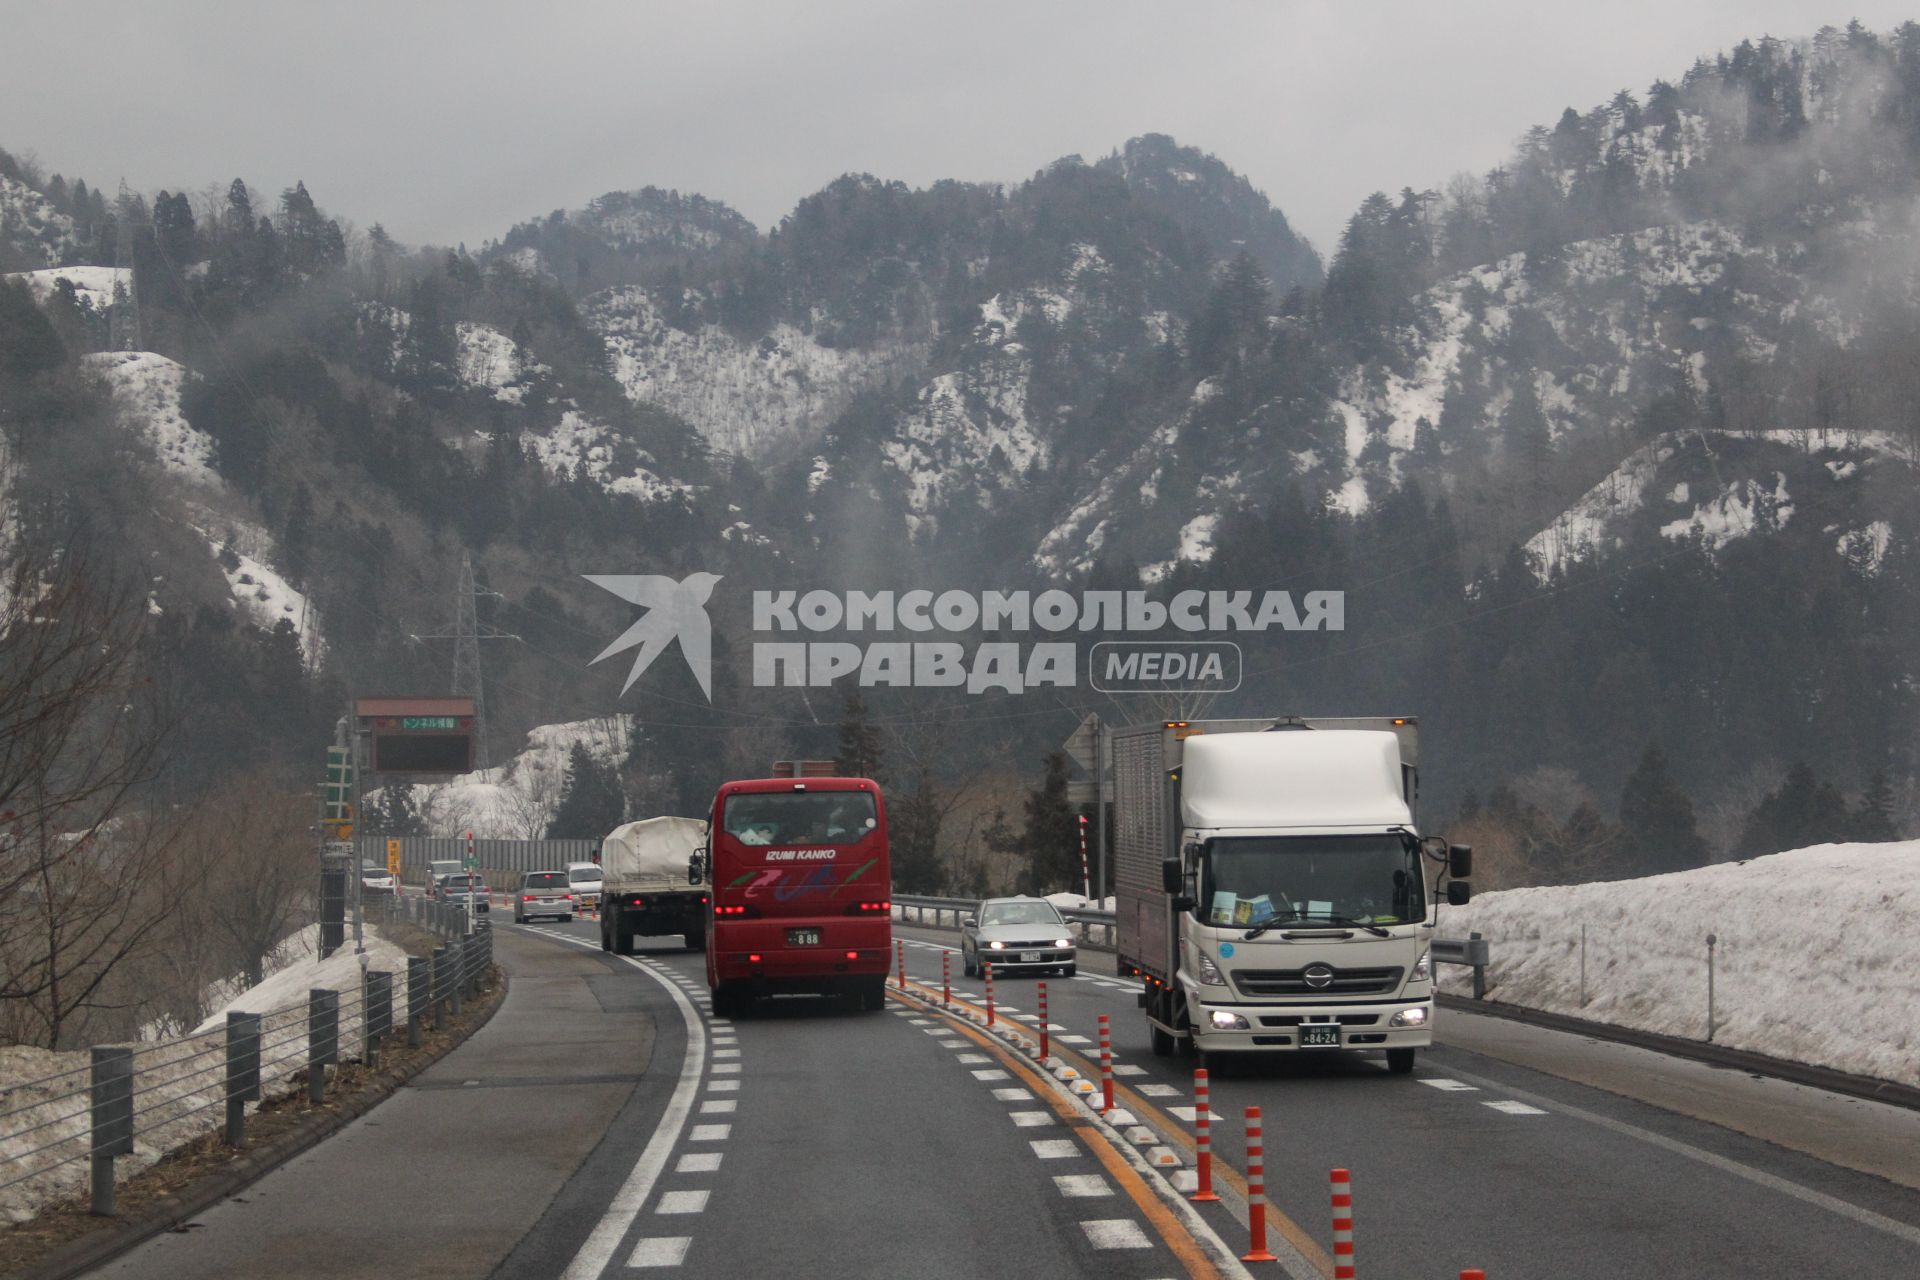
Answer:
721;792;877;847
1200;834;1423;927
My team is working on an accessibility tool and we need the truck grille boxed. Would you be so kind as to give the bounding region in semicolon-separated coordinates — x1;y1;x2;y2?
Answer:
1233;966;1404;996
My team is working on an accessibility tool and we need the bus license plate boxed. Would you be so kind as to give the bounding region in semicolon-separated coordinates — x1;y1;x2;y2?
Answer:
1020;951;1042;963
1301;1025;1340;1048
788;928;820;946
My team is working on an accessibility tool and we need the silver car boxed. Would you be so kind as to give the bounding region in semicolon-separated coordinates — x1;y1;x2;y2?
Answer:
961;897;1076;977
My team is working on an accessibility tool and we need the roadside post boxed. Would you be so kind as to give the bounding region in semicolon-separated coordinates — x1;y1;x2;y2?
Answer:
1241;1106;1275;1262
1038;982;1049;1060
1331;1168;1356;1279
942;950;951;1007
224;1011;261;1147
307;988;339;1105
88;1047;134;1216
1191;1068;1218;1201
985;961;995;1027
1098;1013;1114;1112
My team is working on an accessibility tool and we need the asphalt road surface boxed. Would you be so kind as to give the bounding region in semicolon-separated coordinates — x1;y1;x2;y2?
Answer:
84;914;1920;1278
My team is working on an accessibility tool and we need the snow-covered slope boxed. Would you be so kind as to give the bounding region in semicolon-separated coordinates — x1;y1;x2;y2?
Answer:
1438;841;1920;1083
589;286;928;457
82;350;218;485
378;716;633;839
0;173;76;267
6;264;127;311
518;410;696;503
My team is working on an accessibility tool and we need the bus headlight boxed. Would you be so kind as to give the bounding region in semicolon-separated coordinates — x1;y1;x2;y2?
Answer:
1198;954;1226;986
1410;950;1431;983
1390;1007;1428;1028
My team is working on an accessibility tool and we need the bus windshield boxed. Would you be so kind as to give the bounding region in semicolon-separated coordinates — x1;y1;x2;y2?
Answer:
721;792;878;847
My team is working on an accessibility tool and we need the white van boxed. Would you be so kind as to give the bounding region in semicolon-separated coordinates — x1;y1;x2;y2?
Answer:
565;861;604;910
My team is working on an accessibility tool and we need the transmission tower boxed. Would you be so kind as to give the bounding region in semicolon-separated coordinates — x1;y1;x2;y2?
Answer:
412;550;518;769
109;180;142;352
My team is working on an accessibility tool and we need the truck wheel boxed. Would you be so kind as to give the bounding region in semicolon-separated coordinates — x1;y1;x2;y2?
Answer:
599;921;612;952
616;928;636;956
1062;963;1077;977
563;913;574;923
1386;1048;1417;1075
1149;1020;1176;1057
683;931;706;952
861;978;887;1011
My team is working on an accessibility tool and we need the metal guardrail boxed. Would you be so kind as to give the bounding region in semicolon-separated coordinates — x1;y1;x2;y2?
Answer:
892;894;1120;948
0;921;494;1221
891;895;1491;991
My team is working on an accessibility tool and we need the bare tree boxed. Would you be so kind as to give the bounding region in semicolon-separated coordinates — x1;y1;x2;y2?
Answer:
184;771;315;990
0;546;193;1048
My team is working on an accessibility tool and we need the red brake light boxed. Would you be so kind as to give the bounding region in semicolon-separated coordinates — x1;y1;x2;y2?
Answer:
716;904;754;917
522;895;534;901
845;951;858;960
748;953;762;963
630;896;646;908
845;900;890;915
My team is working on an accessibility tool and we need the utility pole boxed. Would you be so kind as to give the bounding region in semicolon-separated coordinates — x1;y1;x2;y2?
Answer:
411;550;518;768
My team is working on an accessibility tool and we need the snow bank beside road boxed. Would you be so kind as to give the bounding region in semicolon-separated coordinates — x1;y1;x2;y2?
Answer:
1438;841;1920;1084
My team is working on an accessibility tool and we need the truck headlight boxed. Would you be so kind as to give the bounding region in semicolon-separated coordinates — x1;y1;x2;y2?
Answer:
1410;950;1431;983
1198;954;1225;986
1210;1010;1249;1030
1390;1007;1428;1028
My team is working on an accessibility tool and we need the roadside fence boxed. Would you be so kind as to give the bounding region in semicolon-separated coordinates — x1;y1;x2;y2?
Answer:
0;923;494;1221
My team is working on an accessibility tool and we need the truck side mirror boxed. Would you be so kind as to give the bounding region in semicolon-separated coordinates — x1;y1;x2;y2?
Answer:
1161;858;1183;895
1448;844;1472;878
1446;881;1472;906
1172;894;1196;913
687;849;706;886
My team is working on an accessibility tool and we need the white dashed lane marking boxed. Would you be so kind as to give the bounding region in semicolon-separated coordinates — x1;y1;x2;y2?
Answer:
688;1124;730;1141
971;1068;1011;1081
654;1190;710;1215
675;1153;722;1173
1485;1099;1548;1115
1136;1083;1181;1098
626;1236;691;1268
991;1087;1033;1102
1420;1078;1479;1092
1010;1111;1054;1128
698;1099;737;1114
1082;1219;1153;1249
1112;1064;1146;1077
707;1079;739;1092
1054;1174;1114;1198
1031;1139;1078;1158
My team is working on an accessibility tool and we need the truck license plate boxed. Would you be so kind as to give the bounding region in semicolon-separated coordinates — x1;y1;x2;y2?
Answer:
1020;951;1042;963
788;928;821;946
1301;1025;1340;1048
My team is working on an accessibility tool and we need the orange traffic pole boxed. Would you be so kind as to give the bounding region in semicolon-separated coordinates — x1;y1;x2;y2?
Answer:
1242;1106;1276;1262
1191;1068;1219;1201
985;961;995;1027
1331;1168;1355;1279
942;949;951;1006
896;939;906;990
1039;981;1049;1060
1098;1014;1114;1112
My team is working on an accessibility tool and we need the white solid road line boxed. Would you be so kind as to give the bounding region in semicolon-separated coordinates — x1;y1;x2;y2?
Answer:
559;953;707;1280
1438;1062;1920;1247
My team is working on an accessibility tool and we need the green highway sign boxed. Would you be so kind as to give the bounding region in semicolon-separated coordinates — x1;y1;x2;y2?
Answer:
401;716;458;730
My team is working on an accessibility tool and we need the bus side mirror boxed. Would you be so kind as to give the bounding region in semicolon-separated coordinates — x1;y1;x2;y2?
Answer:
1161;858;1182;895
1446;881;1472;906
1448;845;1472;878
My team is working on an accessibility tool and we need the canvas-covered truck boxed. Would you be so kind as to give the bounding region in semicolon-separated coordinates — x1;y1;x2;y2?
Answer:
1115;717;1472;1075
599;816;712;954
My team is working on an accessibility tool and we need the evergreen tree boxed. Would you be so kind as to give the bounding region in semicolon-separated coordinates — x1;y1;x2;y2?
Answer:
833;689;887;784
547;743;625;839
367;784;426;837
1850;772;1899;842
1616;744;1708;876
1737;763;1854;855
1500;378;1553;479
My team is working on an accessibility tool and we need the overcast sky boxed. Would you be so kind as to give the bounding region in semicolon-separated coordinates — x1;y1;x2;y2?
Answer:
4;2;1915;256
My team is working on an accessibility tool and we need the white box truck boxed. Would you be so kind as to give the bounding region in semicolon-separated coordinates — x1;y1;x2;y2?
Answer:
1114;716;1471;1074
598;816;711;954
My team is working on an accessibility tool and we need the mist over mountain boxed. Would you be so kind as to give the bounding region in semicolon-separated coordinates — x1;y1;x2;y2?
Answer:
4;22;1919;878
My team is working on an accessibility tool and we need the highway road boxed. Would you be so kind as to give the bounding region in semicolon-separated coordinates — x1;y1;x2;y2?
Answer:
86;915;1920;1278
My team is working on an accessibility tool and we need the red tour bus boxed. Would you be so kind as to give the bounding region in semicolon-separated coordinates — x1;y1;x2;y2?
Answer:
702;774;891;1015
